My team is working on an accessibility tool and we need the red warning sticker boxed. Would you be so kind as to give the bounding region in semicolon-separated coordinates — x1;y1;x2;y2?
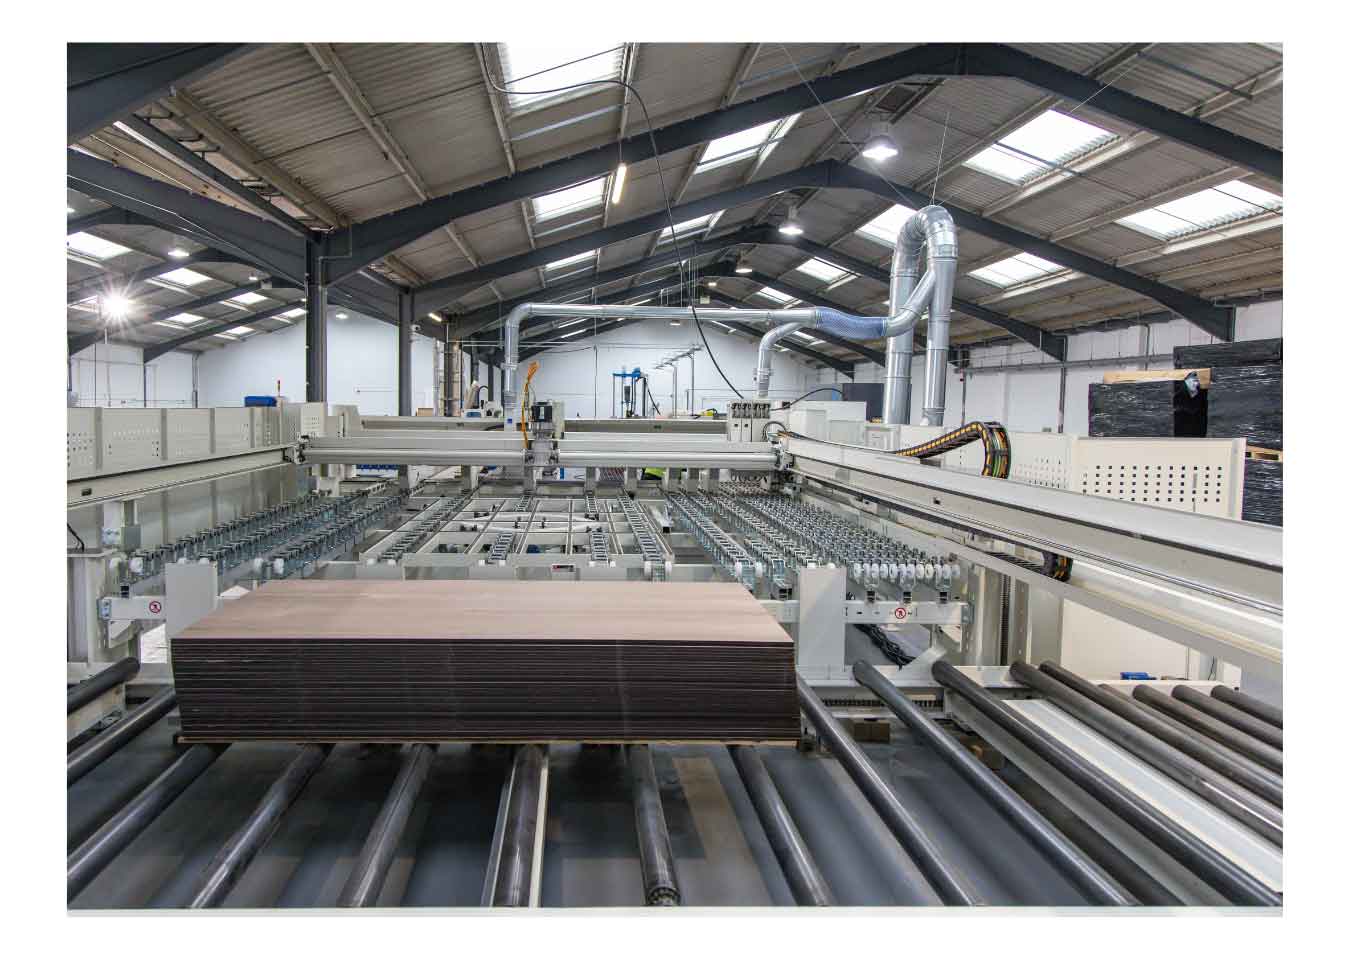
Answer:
148;600;162;615
894;606;907;620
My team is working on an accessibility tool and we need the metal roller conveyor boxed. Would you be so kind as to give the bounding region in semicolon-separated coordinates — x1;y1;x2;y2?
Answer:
852;661;1134;906
68;687;178;786
628;745;681;906
188;744;332;908
1007;663;1282;848
1130;685;1283;774
1210;685;1282;729
338;744;436;908
482;746;549;908
933;661;1281;907
68;657;139;715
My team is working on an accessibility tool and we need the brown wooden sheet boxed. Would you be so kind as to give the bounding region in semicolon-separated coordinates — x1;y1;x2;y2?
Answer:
172;580;799;744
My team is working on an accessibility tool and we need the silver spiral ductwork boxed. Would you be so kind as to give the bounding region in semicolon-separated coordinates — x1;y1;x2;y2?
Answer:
497;207;955;424
499;303;889;418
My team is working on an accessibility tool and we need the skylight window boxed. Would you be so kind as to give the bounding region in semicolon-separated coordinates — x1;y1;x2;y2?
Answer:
793;258;850;284
855;204;916;247
964;109;1116;184
545;249;596;274
656;214;718;244
695;115;800;174
281;307;307;319
1116;180;1284;240
153;321;185;331
226;326;254;336
531;177;607;223
67;232;132;260
152;267;211;287
166;312;204;325
790;330;821;344
227;291;269;307
968;253;1066;289
755;286;797;304
498;44;624;110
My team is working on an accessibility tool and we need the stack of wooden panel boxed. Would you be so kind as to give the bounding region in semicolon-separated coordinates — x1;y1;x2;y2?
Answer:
172;580;799;744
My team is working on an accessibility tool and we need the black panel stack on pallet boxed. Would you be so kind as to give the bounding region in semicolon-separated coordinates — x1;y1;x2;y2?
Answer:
1172;337;1283;527
1088;380;1208;438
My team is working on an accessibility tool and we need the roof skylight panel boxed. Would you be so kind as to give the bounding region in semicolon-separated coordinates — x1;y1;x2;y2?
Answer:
166;312;205;325
657;214;718;244
67;232;133;260
228;291;269;307
755;286;797;304
964;109;1116;184
695;115;800;174
968;253;1065;289
151;267;211;287
793;258;850;284
498;44;624;110
545;249;597;274
531;177;607;223
855;204;916;247
1116;180;1283;240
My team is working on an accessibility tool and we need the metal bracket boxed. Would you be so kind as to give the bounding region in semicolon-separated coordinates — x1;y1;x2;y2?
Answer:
99;595;166;622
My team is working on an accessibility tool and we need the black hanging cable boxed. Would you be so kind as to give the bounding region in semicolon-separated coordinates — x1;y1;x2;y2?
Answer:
67;523;86;552
642;377;663;416
482;54;743;398
781;386;843;407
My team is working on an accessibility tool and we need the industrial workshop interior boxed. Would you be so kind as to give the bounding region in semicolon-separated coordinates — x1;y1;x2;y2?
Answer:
45;10;1328;937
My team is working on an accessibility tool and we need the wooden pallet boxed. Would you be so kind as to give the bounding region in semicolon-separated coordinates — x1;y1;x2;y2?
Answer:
1246;446;1283;462
1103;368;1212;389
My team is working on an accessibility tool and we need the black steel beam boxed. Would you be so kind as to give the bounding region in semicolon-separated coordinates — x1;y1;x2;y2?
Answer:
452;231;771;339
187;744;331;908
932;659;1280;906
325;44;970;282
141;301;302;362
70;280;280;355
67;657;138;714
830;164;1237;340
115;114;311;237
967;44;1282;182
733;228;1067;361
413;164;837;316
338;743;436;908
68;744;227;901
628;745;681;906
67;248;228;304
67;207;148;234
68;44;253;143
854;661;1133;906
68;687;178;786
728;746;834;906
68;150;305;285
796;676;981;905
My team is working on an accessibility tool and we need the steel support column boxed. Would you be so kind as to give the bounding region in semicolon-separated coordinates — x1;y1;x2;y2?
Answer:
398;289;413;417
306;241;328;403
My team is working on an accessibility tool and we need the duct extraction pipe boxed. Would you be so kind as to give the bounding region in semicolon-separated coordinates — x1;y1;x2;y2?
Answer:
883;206;957;426
755;322;803;398
499;303;890;420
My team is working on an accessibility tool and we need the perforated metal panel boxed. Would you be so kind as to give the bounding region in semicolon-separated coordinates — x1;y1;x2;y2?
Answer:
67;408;98;477
165;409;212;461
213;408;254;455
1071;437;1244;519
99;409;163;473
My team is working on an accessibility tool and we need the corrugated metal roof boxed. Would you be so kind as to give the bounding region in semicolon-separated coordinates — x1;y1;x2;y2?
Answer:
68;41;1283;353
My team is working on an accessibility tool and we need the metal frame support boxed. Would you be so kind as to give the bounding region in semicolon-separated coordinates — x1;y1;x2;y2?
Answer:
68;43;253;143
398;289;414;417
306;241;328;403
